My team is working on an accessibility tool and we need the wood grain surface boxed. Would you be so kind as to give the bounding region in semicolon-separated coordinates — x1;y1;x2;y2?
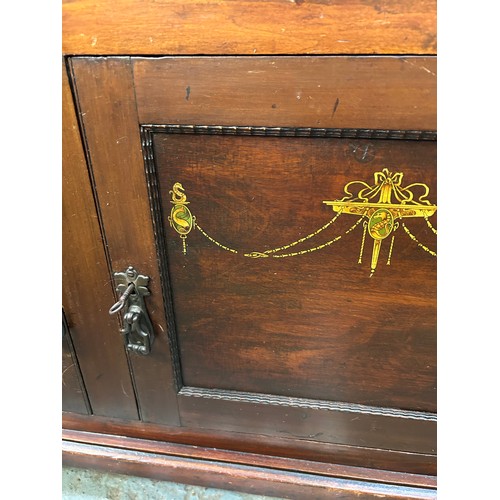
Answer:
62;428;437;488
152;132;437;411
62;312;90;414
65;54;436;475
62;0;437;56
62;0;438;486
62;62;138;419
63;412;437;475
133;56;436;130
69;57;181;425
62;439;437;499
178;390;436;454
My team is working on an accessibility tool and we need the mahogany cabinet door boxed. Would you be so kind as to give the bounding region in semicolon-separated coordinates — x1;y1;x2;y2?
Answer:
68;56;436;472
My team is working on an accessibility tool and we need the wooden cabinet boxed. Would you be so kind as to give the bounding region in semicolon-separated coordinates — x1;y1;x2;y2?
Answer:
62;3;437;498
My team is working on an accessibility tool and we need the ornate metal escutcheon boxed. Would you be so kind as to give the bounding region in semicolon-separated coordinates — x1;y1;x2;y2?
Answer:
109;266;154;355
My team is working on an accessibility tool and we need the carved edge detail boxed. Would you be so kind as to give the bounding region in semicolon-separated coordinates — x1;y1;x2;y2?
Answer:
180;387;436;422
141;127;183;390
144;124;437;141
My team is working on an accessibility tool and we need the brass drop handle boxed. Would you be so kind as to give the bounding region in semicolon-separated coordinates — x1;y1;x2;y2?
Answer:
109;266;154;355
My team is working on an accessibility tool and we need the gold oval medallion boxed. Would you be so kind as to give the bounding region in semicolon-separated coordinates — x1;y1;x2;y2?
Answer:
170;204;193;235
368;208;394;240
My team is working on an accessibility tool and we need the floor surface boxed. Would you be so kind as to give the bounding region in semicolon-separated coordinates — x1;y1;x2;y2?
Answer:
62;466;281;500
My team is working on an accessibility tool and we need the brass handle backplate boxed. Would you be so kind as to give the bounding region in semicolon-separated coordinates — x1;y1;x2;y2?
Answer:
109;266;154;355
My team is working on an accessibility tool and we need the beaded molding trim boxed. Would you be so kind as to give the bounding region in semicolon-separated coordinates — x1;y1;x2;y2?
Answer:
180;387;436;421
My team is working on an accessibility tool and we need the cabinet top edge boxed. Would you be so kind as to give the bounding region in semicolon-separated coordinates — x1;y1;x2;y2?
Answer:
63;0;437;56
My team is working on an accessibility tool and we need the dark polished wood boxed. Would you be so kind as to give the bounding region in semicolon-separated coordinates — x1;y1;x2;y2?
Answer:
178;389;435;454
62;317;90;415
62;428;436;488
63;0;438;495
149;130;436;411
67;56;436;477
62;434;437;499
133;56;436;130
62;0;437;57
62;62;138;419
69;57;180;425
63;413;437;476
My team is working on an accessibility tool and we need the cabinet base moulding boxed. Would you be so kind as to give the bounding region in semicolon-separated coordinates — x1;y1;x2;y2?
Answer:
62;427;436;500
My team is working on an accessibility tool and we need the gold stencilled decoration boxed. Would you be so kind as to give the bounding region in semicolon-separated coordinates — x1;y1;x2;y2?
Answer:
323;168;437;276
168;183;194;255
168;169;436;276
195;223;239;254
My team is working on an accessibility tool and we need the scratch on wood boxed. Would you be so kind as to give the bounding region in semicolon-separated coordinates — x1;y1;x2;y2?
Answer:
185;86;191;101
121;381;130;398
331;98;340;119
403;59;436;76
420;66;436;76
62;364;75;385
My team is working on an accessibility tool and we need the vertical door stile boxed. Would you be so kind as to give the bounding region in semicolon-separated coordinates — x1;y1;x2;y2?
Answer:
63;60;139;420
69;57;181;425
